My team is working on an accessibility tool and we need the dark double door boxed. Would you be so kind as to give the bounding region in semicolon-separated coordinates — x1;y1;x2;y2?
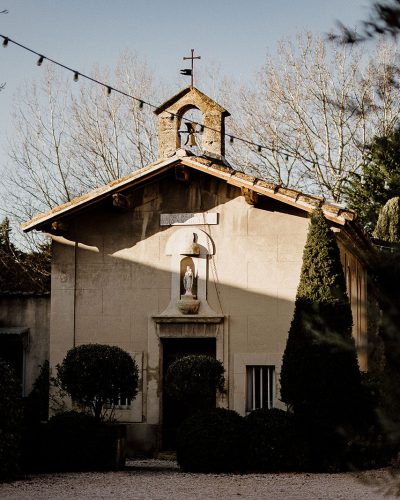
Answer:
162;337;216;450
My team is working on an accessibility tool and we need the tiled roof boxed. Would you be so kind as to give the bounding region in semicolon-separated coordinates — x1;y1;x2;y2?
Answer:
22;151;355;232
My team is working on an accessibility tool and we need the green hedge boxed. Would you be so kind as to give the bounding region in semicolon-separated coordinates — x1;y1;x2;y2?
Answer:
165;355;224;409
24;411;126;472
0;360;23;482
177;408;244;472
244;408;309;471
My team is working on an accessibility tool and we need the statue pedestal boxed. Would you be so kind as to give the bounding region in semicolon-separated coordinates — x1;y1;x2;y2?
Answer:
177;294;200;315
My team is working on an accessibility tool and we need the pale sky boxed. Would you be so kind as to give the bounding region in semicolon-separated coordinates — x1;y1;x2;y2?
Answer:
0;0;372;216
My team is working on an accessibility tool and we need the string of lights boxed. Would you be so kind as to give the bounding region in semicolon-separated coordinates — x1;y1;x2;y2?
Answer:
1;33;321;167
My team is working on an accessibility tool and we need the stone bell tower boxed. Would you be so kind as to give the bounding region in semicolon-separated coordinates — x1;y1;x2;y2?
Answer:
154;86;230;160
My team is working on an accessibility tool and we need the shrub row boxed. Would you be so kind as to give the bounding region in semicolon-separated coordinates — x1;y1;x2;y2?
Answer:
177;407;391;473
23;411;126;472
177;408;308;473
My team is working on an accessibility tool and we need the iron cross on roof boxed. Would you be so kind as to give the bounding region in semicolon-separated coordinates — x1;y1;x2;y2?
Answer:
180;49;201;87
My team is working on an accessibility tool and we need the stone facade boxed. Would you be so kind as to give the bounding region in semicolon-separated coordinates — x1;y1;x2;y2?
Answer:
155;86;230;160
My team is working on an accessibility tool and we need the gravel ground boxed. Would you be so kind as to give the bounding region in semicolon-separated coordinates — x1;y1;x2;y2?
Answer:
0;460;399;500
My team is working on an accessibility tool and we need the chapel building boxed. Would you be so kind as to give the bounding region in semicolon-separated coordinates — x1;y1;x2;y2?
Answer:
23;87;375;453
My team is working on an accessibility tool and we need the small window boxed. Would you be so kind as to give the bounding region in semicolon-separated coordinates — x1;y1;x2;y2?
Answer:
104;394;132;410
246;365;274;412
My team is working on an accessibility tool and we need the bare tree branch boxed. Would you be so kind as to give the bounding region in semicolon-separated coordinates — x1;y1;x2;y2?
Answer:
225;34;400;202
5;52;160;223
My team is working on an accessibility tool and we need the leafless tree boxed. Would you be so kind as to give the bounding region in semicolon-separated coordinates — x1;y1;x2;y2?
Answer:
69;51;160;192
6;34;400;224
5;51;161;224
225;34;400;201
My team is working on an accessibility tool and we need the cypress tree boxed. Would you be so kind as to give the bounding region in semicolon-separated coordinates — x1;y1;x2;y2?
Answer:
280;209;361;469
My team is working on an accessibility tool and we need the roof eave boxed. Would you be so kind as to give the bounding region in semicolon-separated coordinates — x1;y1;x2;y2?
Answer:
22;154;357;233
21;155;181;233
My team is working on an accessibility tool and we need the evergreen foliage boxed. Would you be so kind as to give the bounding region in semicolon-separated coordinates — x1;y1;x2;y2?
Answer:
22;362;50;471
165;355;225;410
0;360;23;482
57;344;139;420
39;411;125;471
23;411;126;472
280;209;362;470
345;127;400;231
0;218;51;293
369;194;400;438
244;409;309;471
373;197;400;243
176;408;244;472
24;361;50;423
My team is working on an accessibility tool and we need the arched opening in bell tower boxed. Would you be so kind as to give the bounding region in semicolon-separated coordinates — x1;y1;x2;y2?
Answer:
178;106;203;155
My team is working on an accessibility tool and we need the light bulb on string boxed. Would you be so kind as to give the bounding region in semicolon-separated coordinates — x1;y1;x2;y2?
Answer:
2;37;8;47
229;136;234;144
257;145;262;153
37;55;44;66
106;86;112;96
73;72;79;82
138;100;144;109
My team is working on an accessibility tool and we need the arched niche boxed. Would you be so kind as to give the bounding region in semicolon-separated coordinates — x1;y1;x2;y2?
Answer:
161;227;217;317
180;257;197;297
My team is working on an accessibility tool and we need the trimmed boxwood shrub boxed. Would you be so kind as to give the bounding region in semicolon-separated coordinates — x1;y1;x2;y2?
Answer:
244;408;309;471
28;411;126;472
0;360;23;482
177;408;244;472
165;355;225;410
57;344;139;420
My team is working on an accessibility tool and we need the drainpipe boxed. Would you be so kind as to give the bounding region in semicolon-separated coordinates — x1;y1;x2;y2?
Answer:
73;241;77;347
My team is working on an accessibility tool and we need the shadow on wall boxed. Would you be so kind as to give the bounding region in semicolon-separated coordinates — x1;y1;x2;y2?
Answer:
50;196;304;428
52;213;299;361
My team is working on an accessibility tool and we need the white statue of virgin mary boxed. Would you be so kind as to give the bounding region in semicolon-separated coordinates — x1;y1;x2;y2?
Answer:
183;265;194;296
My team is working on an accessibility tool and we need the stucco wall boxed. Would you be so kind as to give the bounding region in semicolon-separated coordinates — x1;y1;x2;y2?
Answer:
48;170;368;452
0;294;50;394
50;172;307;419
